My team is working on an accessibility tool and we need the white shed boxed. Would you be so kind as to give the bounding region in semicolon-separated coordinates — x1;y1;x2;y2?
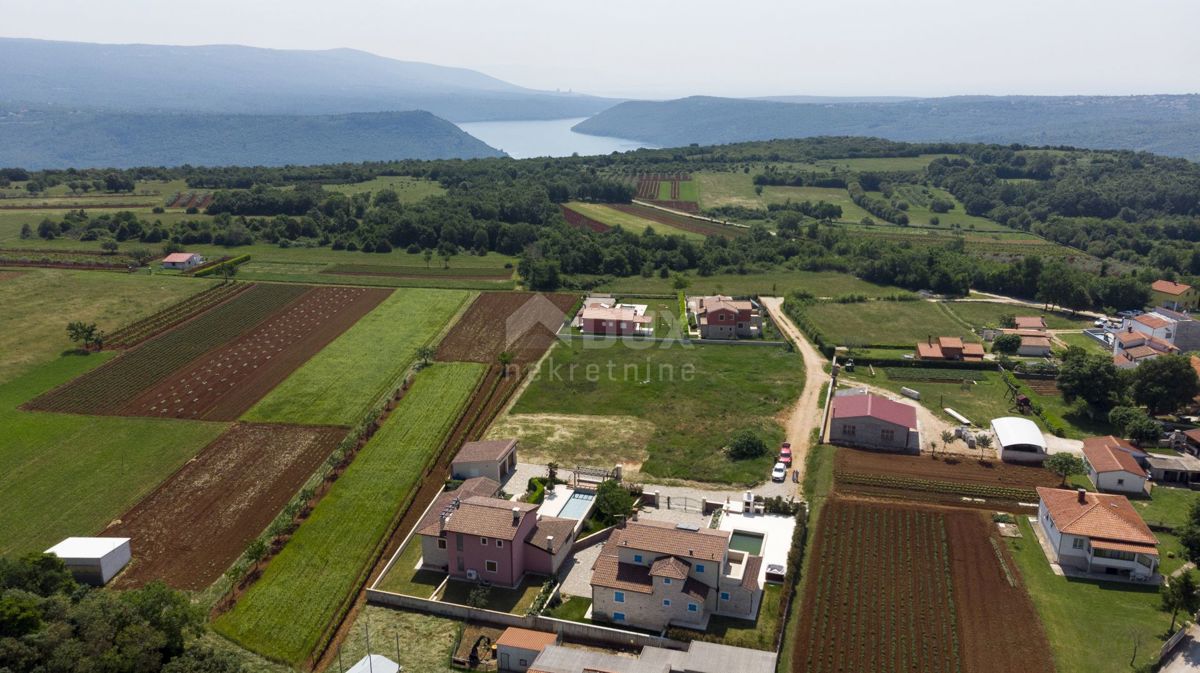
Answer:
45;537;131;586
345;655;399;673
990;417;1047;464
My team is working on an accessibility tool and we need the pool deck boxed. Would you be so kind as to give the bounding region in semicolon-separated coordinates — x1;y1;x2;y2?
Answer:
719;510;796;585
539;485;595;522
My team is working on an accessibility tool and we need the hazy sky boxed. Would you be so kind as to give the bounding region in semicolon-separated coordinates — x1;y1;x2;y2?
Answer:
5;0;1198;99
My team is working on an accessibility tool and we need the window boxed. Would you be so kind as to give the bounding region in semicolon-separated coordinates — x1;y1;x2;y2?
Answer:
663;577;672;585
481;537;489;546
519;659;528;667
485;560;498;573
663;599;671;607
455;533;463;551
613;612;626;622
720;592;730;601
1072;538;1085;550
497;540;504;549
437;539;447;550
688;603;698;612
1117;478;1125;486
614;591;625;603
696;564;705;573
633;554;643;564
843;424;856;437
880;429;895;442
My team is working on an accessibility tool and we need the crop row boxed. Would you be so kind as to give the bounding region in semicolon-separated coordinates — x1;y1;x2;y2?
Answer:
836;471;1036;501
106;281;251;348
28;283;309;415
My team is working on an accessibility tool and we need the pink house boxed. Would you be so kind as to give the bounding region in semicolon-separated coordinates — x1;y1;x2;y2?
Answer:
580;305;652;336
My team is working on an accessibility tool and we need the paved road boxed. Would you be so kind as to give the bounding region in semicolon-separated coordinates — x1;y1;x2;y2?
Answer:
761;296;831;486
1161;624;1200;673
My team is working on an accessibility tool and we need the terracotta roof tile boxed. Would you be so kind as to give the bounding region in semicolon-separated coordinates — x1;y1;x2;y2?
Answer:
608;520;730;562
590;548;654;594
1013;316;1047;329
831;393;918;431
680;577;709;601
1152;279;1192;296
1134;314;1171;330
1081;436;1147;477
441;496;537;541
454;439;517;464
415;478;500;537
1020;336;1052;348
916;342;943;359
1036;487;1157;546
496;627;558;652
961;343;986;357
525;517;576;554
649;556;690;580
938;336;964;349
741;555;763;591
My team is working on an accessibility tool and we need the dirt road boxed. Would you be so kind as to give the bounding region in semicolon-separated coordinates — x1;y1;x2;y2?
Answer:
761;297;830;487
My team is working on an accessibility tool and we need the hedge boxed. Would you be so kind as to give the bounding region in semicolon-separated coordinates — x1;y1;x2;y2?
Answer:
194;254;251;277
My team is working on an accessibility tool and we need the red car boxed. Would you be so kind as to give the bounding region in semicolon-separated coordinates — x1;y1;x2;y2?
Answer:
779;443;793;466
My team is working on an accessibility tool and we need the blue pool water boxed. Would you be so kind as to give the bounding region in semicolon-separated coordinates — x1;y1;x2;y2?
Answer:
558;490;596;520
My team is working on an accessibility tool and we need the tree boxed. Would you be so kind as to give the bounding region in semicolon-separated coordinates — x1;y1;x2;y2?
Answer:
975;433;993;461
1162;570;1200;633
1057;347;1124;409
100;240;119;254
498;351;514;377
1126;414;1163;446
415;345;434;366
1044;453;1086;487
1131;355;1200;415
594;479;634;526
467;584;491;609
18;223;31;239
992;333;1022;354
66;321;103;350
672;273;690;291
728;429;767;460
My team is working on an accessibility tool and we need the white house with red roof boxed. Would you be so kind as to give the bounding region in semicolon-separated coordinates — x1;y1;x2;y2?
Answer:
1080;436;1148;494
1035;487;1159;580
160;252;204;270
828;389;920;453
1151;279;1198;312
1112;320;1179;369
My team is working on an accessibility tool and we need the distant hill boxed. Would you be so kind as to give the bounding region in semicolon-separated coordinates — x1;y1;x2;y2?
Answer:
0;37;615;122
0;108;505;169
574;95;1200;159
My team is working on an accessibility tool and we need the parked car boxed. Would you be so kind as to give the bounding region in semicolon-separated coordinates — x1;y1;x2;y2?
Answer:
1093;317;1106;327
779;445;793;466
771;462;787;482
1117;309;1144;318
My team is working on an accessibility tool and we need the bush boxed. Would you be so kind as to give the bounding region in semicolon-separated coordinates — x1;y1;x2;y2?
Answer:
728;429;767;460
594;479;634;526
992;333;1022;354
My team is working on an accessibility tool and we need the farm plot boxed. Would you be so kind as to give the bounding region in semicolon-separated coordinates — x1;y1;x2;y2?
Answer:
609;203;747;238
106;281;251;349
436;292;578;365
103;422;346;590
213;362;485;667
802;300;975;347
25;283;309;414
560;204;610;232
117;286;390;421
836;447;1058;490
322;263;512;280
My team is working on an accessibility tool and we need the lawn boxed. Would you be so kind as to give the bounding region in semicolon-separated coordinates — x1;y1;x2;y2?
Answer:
0;269;217;383
563;202;704;240
549;596;592;622
1055;331;1109;355
440;576;546;614
374;538;448;598
1007;516;1172;673
511;339;802;484
682;583;781;651
761;186;873;223
803;300;975;347
1134;485;1199;529
596;269;902;298
243;288;471;426
213;362;486;667
942;301;1093;330
0;354;227;555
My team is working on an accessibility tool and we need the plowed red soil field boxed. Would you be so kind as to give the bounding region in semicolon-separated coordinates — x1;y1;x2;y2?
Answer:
836;448;1059;488
103;422;346;590
561;205;611;233
610;203;747;238
118;286;389;420
436;292;578;364
793;498;1054;673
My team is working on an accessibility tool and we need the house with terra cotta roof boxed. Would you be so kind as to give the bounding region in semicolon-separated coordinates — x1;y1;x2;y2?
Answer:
1112;323;1179;369
915;336;985;361
579;301;653;337
160;252;205;270
1081;436;1149;494
1151;279;1199;312
414;479;576;587
451;439;519;484
590;519;762;631
688;295;761;339
828;389;920;453
1035;487;1159;580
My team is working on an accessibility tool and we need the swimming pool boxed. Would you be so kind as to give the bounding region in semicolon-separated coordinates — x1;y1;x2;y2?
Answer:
557;490;596;520
729;531;765;555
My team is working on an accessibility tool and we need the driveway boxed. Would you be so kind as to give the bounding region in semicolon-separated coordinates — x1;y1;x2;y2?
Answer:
1155;624;1200;672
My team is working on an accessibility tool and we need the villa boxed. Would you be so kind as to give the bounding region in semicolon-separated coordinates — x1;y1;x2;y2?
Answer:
1035;487;1159;580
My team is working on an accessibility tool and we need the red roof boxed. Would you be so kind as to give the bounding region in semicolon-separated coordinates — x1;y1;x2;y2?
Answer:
938;336;964;349
1037;487;1158;547
916;342;943;359
1081;436;1147;477
1152;279;1192;296
1013;316;1047;330
162;252;197;263
831;393;917;430
1134;314;1170;329
962;343;985;356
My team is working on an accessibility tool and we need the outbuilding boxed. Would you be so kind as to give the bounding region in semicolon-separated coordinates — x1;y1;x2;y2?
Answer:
1017;335;1053;357
828;389;920;453
161;252;205;270
1081;436;1148;494
990;417;1047;463
44;537;131;586
451;439;519;483
496;627;559;672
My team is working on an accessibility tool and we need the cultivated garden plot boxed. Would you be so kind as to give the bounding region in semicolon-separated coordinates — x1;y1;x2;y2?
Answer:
436;291;578;365
116;286;389;420
103;422;346;590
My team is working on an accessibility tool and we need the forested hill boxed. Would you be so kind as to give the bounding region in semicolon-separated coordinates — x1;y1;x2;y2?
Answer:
0;37;614;122
573;95;1200;160
0;109;504;169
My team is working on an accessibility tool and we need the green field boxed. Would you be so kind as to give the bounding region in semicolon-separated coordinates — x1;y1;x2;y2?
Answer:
886;184;1002;230
0;269;217;383
694;172;762;211
942;301;1094;330
761;185;873;222
564;202;704;240
322;176;444;201
213;362;485;666
244;288;471;425
1055;331;1108;355
803;300;975;347
596;269;902;298
0;354;227;555
1007;517;1171;673
511;340;802;484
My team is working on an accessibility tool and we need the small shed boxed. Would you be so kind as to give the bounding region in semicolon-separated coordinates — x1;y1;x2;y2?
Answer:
496;627;558;672
161;252;204;270
990;417;1047;463
345;654;399;673
451;439;518;483
44;537;131;586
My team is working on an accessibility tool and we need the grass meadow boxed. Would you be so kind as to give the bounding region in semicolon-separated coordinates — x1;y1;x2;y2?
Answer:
595;269;902;298
803;300;975;347
321;176;445;200
213;362;485;666
942;301;1094;330
0;354;227;555
511;339;802;484
0;269;217;383
243;288;471;425
564;202;705;240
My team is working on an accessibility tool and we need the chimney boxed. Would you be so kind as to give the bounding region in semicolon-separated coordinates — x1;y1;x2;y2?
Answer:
512;506;521;523
546;535;554;548
927;335;932;345
1076;488;1087;503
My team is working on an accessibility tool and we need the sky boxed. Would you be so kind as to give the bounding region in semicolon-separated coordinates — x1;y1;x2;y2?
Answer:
4;0;1198;99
